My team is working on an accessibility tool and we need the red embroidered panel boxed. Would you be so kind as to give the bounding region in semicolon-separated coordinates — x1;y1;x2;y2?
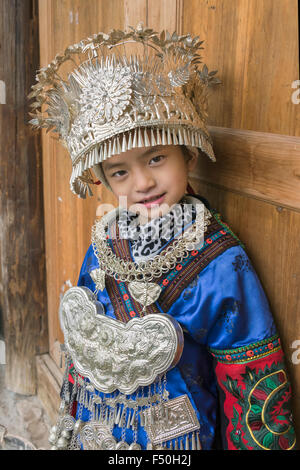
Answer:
213;347;296;450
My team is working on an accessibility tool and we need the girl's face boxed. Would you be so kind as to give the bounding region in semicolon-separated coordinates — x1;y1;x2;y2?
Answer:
101;142;198;221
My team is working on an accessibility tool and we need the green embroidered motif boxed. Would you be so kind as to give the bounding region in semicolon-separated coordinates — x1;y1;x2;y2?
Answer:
211;210;245;249
223;363;296;450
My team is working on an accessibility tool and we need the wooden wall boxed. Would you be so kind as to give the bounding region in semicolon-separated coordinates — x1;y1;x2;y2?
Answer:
38;0;300;438
0;0;48;395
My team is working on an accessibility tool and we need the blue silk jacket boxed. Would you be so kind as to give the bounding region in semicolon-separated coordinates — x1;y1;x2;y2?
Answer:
66;196;296;450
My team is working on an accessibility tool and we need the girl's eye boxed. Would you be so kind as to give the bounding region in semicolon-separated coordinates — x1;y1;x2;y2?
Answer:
150;155;165;164
111;170;127;178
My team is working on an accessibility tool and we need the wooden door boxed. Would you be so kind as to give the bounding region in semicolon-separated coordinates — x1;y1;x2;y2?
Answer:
37;0;300;439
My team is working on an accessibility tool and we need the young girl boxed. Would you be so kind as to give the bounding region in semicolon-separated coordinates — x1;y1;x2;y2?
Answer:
29;24;296;450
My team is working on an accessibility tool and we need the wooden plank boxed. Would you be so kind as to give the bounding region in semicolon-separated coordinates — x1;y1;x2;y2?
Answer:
147;0;178;30
0;0;48;394
182;0;300;136
192;126;300;212
36;354;62;425
190;178;300;442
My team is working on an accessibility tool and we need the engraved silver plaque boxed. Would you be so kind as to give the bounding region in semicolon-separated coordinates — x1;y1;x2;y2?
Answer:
144;395;200;445
59;286;184;394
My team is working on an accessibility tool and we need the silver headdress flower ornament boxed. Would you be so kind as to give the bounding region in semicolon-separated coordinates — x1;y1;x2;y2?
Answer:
28;23;221;198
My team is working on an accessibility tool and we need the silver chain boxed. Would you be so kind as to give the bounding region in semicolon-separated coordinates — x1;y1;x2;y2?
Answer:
92;205;212;284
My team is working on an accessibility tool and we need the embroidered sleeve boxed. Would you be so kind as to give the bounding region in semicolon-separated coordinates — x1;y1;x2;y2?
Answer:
208;338;296;450
178;244;297;450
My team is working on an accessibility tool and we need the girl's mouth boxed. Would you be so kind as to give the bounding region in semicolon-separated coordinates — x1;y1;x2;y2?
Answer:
140;193;166;207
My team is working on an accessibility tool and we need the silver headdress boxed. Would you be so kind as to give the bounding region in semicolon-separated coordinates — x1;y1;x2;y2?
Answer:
28;23;221;198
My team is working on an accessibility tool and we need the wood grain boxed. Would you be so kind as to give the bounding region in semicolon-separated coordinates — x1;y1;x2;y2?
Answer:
36;354;62;425
194;126;300;211
0;0;48;394
182;0;300;136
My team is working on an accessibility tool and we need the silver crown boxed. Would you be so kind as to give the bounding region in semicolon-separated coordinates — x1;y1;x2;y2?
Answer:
28;23;221;198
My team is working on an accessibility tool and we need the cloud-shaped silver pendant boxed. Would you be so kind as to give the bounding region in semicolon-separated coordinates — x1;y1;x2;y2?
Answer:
59;286;184;394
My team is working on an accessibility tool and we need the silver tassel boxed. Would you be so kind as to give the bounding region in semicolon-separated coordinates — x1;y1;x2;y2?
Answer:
116;135;121;154
138;127;144;147
128;130;133;150
191;131;195;147
185;434;190;450
174;439;178;450
95;404;101;423
99;144;104;163
132;128;137;148
126;409;132;428
130;409;136;428
115;405;122;425
88;394;93;412
85;391;90;409
94;146;100;164
180;438;184;450
191;432;196;450
122;134;127;153
112;137;117;155
167;127;172;144
172;128;178;145
106;407;110;424
178;127;184;145
150;128;156;146
94;146;99;164
199;134;204;148
90;149;95;167
139;409;144;427
161;127;167;145
196;432;202;450
84;153;89;170
187;130;191;146
119;406;126;427
103;141;108;160
156;127;161;145
144;128;150;146
183;127;188;145
108;139;112;158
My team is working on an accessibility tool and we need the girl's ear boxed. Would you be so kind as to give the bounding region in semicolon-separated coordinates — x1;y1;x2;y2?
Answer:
187;149;198;172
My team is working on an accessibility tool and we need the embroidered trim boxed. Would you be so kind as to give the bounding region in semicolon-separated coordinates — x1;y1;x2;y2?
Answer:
208;335;281;364
212;211;245;249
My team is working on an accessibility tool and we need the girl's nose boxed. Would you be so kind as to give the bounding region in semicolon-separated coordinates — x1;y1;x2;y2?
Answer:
133;168;156;193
